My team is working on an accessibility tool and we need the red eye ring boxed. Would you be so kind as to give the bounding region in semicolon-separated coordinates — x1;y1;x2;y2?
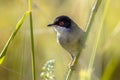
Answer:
59;21;64;26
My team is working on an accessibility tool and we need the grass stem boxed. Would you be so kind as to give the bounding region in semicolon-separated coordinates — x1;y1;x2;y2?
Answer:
28;0;36;80
65;0;102;80
88;0;110;74
0;11;29;61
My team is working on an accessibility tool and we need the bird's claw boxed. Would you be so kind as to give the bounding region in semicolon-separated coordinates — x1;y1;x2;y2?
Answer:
69;64;75;70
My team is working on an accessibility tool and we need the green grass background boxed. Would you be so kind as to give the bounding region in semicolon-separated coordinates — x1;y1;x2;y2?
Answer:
0;0;120;80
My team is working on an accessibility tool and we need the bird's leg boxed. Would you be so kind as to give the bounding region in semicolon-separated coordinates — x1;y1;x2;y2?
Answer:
68;54;76;70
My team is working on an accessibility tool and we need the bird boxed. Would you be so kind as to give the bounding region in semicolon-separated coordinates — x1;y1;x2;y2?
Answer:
48;15;85;68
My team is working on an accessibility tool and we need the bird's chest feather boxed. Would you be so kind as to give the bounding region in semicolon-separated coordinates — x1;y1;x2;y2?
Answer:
55;27;75;46
55;27;80;54
58;33;72;47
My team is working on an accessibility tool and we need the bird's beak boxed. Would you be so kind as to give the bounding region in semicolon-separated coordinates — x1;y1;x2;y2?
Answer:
47;23;55;27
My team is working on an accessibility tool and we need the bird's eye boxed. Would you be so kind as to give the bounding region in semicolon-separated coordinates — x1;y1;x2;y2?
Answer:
59;21;64;26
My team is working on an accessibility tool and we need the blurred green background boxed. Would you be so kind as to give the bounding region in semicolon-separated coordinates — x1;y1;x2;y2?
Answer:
0;0;120;80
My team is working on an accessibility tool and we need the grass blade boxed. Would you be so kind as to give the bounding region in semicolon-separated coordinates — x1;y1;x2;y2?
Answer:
65;0;102;80
27;0;36;80
88;0;110;79
0;11;30;64
101;56;119;80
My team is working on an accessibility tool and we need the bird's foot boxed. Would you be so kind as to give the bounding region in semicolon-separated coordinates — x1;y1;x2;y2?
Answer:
69;64;75;70
68;55;76;70
68;60;75;70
